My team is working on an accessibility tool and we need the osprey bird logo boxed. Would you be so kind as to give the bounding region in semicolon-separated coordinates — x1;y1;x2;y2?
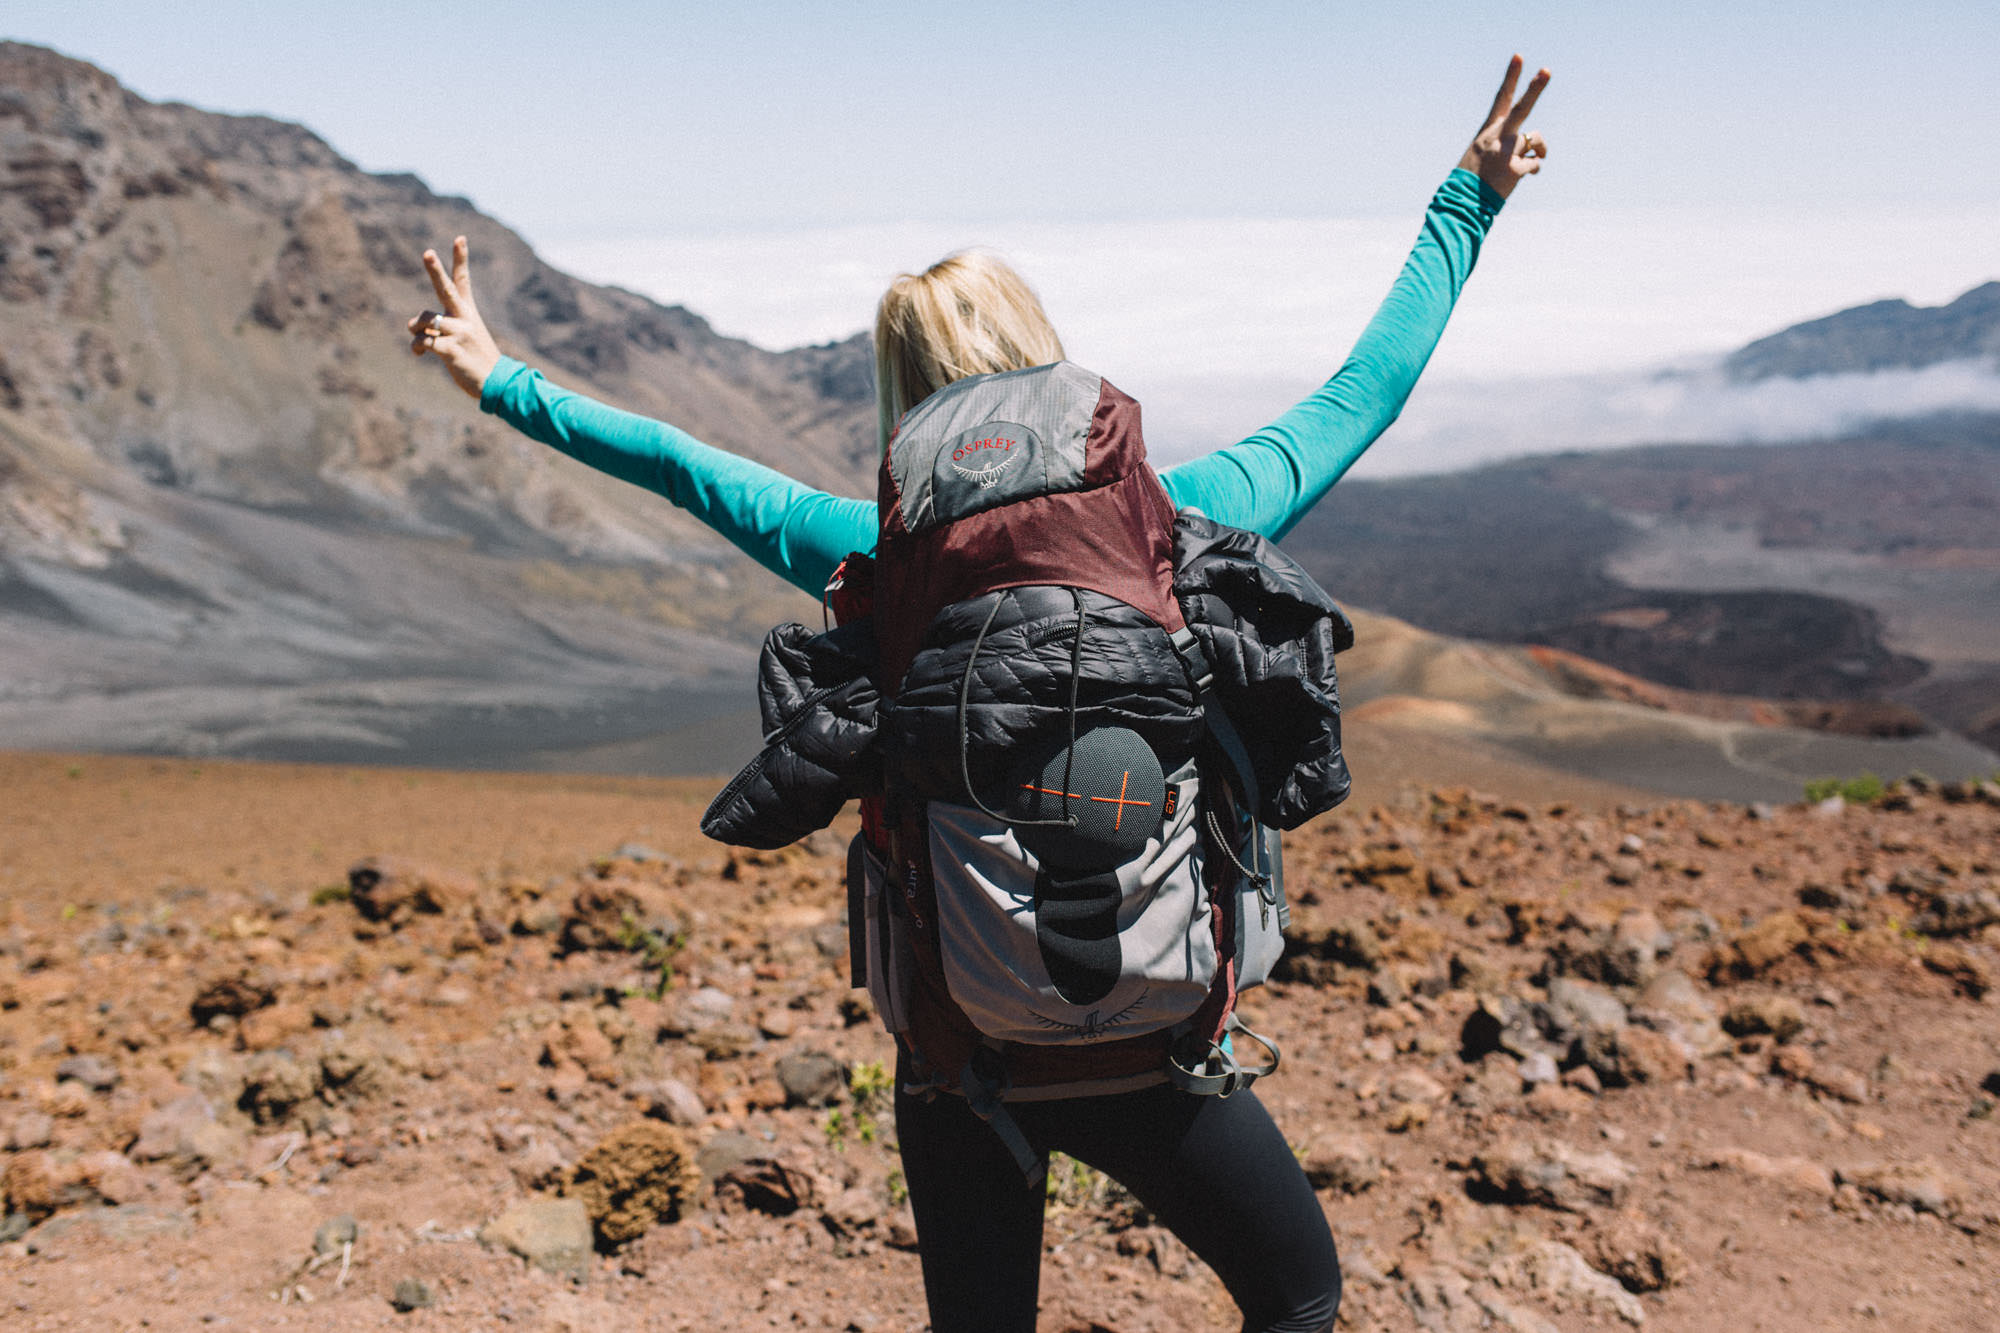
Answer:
950;435;1023;486
941;421;1036;489
1030;989;1149;1040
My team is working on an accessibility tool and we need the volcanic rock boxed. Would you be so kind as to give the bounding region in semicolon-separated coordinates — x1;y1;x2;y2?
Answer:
1350;843;1425;896
1589;1214;1690;1292
1702;1148;1835;1199
1302;1133;1383;1194
823;1186;884;1238
1402;1265;1562;1333
1837;1161;1966;1217
189;966;276;1026
1628;971;1729;1057
775;1049;847;1107
75;1151;148;1205
713;1152;822;1216
1722;995;1806;1041
1519;1051;1559;1085
542;1013;620;1084
319;1032;399;1101
54;1054;118;1092
1488;1239;1646;1325
347;856;477;926
239;1052;318;1124
663;985;739;1033
1540;977;1628;1042
1921;942;1994;998
1579;1025;1689;1087
1550;910;1675;987
130;1094;241;1177
1706;911;1812;981
2;1151;63;1220
482;1196;594;1279
1294;916;1386;971
1805;1061;1871;1104
1469;1140;1634;1211
636;1077;707;1127
179;1049;247;1105
565;1119;699;1246
695;1131;762;1186
1461;996;1558;1063
238;1001;315;1052
7;1109;55;1150
559;878;679;954
1909;887;2000;937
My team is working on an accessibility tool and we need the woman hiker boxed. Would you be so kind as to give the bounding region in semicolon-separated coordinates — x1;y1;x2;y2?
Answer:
408;56;1550;1333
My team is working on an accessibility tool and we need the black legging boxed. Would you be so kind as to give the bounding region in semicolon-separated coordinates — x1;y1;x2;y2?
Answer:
895;1071;1341;1332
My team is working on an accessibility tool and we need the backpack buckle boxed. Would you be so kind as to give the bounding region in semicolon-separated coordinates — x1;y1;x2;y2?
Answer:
1168;626;1215;692
1166;1014;1281;1099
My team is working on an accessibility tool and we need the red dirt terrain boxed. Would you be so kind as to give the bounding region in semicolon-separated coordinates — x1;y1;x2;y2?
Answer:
2;749;1997;1331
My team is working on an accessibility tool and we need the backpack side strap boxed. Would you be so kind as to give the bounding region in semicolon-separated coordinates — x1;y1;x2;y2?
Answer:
1166;1012;1282;1098
1168;627;1277;905
958;1048;1047;1188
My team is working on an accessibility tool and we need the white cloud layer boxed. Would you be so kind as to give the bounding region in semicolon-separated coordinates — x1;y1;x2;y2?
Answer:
541;201;2000;471
1365;359;2000;478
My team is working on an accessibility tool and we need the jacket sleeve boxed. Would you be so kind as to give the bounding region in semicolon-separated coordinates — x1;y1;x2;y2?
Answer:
1158;168;1505;540
1173;513;1354;828
701;621;880;848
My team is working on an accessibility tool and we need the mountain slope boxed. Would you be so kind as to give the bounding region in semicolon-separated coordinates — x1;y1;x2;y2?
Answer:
1284;414;2000;756
0;41;875;765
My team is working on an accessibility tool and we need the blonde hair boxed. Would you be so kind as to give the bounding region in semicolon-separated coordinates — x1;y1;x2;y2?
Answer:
874;250;1066;454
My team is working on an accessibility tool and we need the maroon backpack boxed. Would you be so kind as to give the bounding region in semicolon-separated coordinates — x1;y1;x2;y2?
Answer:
830;362;1288;1179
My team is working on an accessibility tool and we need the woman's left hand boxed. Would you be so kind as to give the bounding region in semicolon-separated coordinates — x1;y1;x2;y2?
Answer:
1457;55;1551;199
406;235;502;400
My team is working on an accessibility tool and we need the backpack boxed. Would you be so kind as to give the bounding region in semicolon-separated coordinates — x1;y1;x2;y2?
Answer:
705;361;1353;1180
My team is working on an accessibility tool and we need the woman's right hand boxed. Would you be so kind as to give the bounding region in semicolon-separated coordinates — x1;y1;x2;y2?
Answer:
406;235;501;400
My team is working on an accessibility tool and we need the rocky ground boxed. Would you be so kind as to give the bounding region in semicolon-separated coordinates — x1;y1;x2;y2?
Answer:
2;751;1998;1331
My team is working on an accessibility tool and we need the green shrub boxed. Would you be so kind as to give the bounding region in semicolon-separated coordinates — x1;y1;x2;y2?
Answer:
615;913;687;998
1842;772;1885;803
848;1060;893;1114
1803;772;1884;805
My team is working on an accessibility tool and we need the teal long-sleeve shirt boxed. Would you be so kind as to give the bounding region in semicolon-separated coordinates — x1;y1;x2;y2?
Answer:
481;169;1506;597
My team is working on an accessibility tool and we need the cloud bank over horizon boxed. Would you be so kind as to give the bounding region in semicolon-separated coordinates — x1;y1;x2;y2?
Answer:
542;200;2000;473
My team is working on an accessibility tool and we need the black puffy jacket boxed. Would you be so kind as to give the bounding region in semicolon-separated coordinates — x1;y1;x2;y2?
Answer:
701;511;1351;847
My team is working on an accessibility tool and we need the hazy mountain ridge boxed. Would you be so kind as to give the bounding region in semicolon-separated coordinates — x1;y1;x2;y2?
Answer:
1724;280;2000;382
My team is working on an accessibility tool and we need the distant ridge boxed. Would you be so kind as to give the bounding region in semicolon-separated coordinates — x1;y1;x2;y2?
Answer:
1725;280;2000;381
0;39;872;767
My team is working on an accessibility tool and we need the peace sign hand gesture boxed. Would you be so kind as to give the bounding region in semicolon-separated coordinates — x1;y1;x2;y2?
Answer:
1458;55;1551;200
406;235;502;400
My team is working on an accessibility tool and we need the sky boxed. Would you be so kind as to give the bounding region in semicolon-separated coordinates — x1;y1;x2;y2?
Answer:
8;1;2000;469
